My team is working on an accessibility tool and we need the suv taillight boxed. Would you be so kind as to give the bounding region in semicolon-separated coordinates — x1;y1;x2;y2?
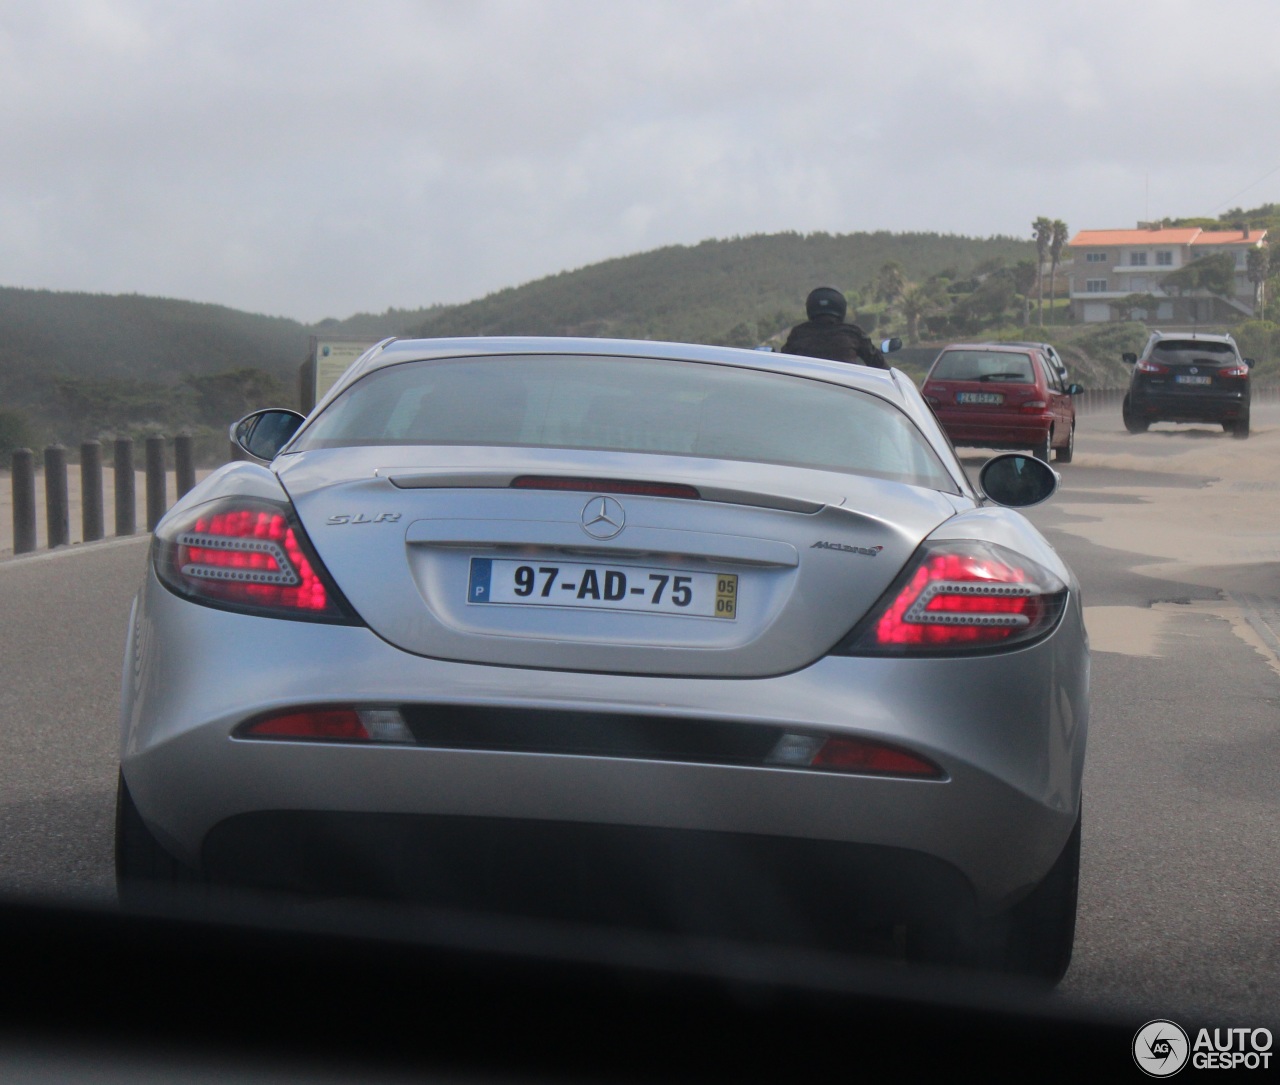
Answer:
1135;358;1169;374
1219;363;1249;378
154;498;361;623
834;540;1067;655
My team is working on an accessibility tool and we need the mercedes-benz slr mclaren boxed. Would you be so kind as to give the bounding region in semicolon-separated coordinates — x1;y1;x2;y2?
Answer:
117;337;1088;981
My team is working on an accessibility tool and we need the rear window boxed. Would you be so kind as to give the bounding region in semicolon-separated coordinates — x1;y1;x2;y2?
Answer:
1150;341;1239;366
929;350;1035;383
293;354;958;492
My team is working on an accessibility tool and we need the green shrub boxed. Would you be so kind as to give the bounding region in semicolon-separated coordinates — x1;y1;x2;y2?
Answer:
0;409;33;462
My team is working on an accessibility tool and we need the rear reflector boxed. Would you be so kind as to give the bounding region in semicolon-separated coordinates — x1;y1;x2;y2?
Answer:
511;476;700;499
240;707;413;744
767;732;942;779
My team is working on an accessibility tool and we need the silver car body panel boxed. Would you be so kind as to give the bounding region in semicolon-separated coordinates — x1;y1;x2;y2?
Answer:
275;445;962;677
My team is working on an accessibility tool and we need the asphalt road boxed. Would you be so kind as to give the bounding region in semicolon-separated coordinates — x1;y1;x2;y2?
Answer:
1;408;1277;1029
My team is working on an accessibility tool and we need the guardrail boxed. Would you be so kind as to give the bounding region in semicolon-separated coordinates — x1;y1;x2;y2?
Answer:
6;434;209;556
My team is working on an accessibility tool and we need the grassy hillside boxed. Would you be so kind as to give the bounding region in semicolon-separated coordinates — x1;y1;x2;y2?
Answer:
0;287;308;389
410;231;1035;344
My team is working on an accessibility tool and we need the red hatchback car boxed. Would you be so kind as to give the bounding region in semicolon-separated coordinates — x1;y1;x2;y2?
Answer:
922;343;1082;464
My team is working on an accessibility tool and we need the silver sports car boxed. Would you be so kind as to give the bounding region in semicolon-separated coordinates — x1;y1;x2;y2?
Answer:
117;336;1088;981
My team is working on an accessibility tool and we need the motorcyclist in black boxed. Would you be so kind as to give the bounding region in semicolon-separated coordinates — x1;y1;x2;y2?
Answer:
781;287;887;369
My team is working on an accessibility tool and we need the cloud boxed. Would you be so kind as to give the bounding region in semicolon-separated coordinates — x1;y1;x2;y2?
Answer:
0;0;1277;320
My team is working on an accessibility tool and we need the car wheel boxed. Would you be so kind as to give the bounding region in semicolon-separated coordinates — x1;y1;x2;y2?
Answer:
115;770;202;905
1031;431;1052;463
1233;411;1250;439
1122;395;1148;434
1054;423;1074;464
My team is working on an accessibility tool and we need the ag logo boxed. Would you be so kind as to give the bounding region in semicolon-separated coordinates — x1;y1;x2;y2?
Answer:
1133;1019;1189;1077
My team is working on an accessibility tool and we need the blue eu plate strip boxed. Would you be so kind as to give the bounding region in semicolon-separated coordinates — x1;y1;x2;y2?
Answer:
468;558;492;603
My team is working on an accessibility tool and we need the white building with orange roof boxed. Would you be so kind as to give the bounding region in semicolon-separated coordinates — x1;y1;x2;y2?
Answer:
1067;224;1267;324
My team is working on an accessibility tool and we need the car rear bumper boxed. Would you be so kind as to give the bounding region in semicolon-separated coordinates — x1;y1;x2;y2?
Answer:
932;411;1054;449
1129;388;1248;422
121;568;1088;916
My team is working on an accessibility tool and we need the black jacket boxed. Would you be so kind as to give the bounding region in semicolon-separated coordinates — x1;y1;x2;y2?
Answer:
781;319;887;368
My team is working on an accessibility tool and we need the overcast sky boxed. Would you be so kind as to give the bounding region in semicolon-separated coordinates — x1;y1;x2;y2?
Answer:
2;0;1278;323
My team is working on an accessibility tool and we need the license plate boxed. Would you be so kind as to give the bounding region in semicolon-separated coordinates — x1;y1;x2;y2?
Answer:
467;558;739;619
1176;375;1212;385
956;391;1004;404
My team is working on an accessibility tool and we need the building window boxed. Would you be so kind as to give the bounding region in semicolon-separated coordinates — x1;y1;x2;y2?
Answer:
1130;252;1148;266
1086;279;1108;293
1085;252;1108;263
1156;251;1173;266
1237;252;1247;267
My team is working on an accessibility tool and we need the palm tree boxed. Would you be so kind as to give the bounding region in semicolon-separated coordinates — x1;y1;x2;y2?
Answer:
876;262;907;307
1245;244;1270;315
1032;217;1053;326
898;284;937;344
1048;220;1069;324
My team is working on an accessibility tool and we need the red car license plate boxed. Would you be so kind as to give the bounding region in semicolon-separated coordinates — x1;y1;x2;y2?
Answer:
956;391;1003;405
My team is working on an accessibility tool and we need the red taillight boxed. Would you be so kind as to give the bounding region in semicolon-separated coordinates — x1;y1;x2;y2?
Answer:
838;541;1067;655
1135;359;1169;374
511;476;700;499
1219;363;1249;378
155;499;359;623
1020;400;1048;411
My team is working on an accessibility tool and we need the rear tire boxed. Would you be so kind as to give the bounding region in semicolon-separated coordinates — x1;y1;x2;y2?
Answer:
1122;395;1148;434
1233;410;1250;439
116;771;202;906
1054;423;1075;464
1031;431;1052;463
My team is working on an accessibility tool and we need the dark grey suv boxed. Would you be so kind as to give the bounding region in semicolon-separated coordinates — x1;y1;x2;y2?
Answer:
1121;331;1253;439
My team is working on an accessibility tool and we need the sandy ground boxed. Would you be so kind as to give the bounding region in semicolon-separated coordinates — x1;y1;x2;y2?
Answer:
1059;408;1280;675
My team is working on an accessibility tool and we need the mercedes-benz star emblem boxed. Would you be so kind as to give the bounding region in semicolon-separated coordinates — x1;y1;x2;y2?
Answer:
581;495;626;539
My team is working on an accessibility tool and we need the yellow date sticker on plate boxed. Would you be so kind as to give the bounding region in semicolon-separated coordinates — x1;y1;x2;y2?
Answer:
714;574;738;619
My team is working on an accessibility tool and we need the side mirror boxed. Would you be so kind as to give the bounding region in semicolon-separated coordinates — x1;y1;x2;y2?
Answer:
1244;357;1256;369
1121;352;1137;364
978;453;1058;508
881;338;903;354
232;408;306;462
1067;383;1085;395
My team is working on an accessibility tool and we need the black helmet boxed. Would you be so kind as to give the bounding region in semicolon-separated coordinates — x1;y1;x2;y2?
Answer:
805;286;847;322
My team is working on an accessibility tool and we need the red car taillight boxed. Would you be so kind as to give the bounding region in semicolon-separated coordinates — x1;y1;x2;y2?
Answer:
1135;358;1169;375
834;540;1067;655
1219;363;1249;378
154;499;361;623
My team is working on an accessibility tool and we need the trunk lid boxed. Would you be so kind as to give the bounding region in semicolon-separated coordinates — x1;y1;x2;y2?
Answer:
277;446;960;677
